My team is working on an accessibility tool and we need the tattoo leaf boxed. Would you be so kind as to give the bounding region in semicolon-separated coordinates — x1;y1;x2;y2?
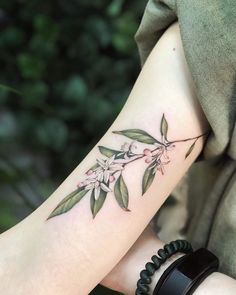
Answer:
46;112;207;221
160;114;168;140
47;188;88;219
98;146;124;159
113;129;161;145
90;163;99;170
185;141;196;158
142;163;157;195
114;174;130;211
90;189;107;218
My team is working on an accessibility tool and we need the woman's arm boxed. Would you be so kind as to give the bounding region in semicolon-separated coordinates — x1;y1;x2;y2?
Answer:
101;226;236;295
0;22;209;295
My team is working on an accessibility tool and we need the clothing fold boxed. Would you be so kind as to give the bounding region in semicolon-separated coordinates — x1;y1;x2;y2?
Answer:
135;0;236;279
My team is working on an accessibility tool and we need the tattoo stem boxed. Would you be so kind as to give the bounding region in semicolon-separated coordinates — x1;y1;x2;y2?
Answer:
109;132;209;179
123;155;144;166
168;132;209;144
113;132;209;171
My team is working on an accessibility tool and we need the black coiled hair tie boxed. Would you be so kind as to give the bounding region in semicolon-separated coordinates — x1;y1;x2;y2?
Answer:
136;239;193;295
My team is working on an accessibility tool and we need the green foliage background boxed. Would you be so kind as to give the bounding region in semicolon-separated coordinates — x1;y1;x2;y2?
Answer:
0;0;146;294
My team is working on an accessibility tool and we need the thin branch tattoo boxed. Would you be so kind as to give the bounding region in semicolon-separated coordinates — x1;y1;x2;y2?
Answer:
47;114;208;219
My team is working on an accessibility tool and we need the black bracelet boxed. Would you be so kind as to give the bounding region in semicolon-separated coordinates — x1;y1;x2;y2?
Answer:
153;248;219;295
153;254;191;294
135;240;193;295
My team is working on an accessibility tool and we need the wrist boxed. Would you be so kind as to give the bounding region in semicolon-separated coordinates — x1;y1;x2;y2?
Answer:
101;229;164;294
193;272;236;295
102;234;189;295
192;272;219;295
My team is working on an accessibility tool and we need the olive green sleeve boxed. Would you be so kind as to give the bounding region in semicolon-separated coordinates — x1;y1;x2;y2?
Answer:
135;0;236;160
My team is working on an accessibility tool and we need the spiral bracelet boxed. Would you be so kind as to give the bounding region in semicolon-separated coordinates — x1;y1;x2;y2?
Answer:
135;239;193;295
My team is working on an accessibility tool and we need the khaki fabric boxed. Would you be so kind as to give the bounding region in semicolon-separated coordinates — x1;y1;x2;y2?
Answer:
135;0;236;278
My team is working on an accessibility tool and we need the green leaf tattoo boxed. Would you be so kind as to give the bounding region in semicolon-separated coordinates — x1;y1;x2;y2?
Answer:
113;129;162;145
114;174;130;211
98;146;125;159
185;140;197;158
90;189;107;218
98;146;120;158
142;162;157;195
160;114;168;140
47;114;207;220
47;188;88;219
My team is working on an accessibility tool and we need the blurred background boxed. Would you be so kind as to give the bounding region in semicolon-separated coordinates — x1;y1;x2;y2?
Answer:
0;0;146;294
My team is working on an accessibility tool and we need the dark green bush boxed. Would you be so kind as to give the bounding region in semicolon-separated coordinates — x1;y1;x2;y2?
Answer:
0;0;146;293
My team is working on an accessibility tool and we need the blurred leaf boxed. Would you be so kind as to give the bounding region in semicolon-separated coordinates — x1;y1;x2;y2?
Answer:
21;81;48;107
85;97;112;125
33;15;59;42
85;17;111;47
0;202;18;230
0;111;17;140
63;75;88;102
112;13;137;54
29;35;57;57
0;0;147;259
107;0;124;17
17;53;46;80
35;118;68;151
0;159;19;183
0;84;21;96
0;27;26;47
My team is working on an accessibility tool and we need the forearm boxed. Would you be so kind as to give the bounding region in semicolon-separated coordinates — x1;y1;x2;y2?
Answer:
102;228;236;295
0;23;208;295
194;272;236;295
101;226;176;294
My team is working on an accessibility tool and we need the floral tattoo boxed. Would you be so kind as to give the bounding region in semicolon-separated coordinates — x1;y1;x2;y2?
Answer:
47;114;207;219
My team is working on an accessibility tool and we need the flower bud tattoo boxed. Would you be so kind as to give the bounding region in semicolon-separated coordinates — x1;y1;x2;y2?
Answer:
47;114;207;219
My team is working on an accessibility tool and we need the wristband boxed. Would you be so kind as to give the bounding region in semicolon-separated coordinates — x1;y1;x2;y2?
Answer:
153;248;219;295
136;240;193;295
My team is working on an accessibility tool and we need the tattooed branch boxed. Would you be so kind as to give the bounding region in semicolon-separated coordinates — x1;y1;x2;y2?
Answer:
47;114;207;219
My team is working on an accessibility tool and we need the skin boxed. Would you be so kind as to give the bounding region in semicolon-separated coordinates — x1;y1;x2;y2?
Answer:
101;226;236;294
0;22;235;295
